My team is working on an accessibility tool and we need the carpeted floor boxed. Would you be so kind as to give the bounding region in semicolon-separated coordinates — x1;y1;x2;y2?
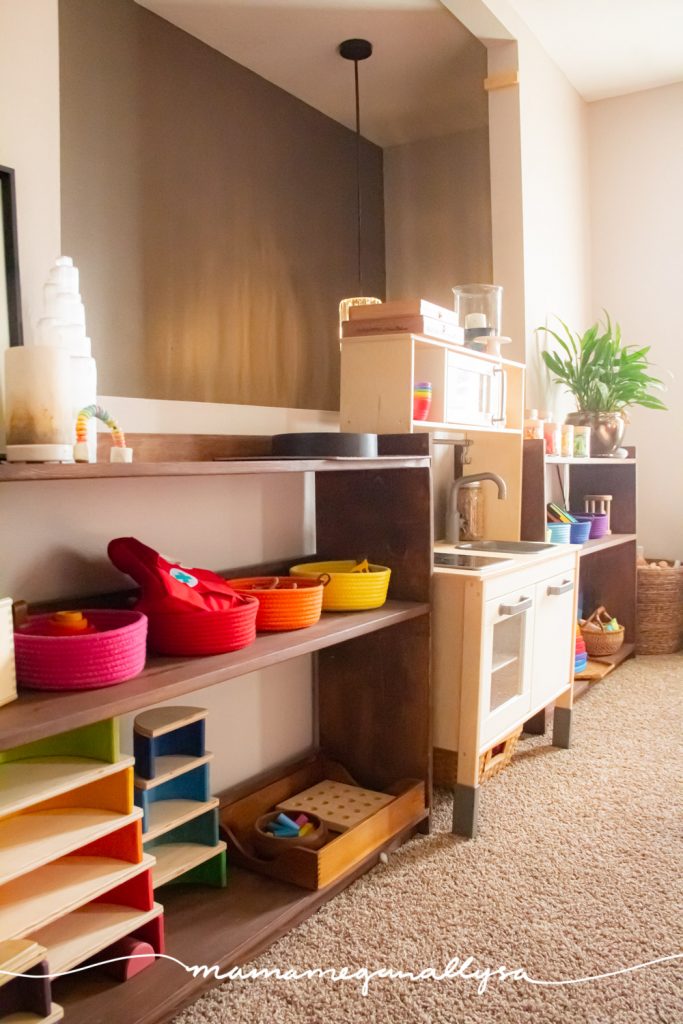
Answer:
174;654;683;1024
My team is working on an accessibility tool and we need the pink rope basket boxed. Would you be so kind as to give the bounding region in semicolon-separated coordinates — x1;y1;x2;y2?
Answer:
14;610;148;691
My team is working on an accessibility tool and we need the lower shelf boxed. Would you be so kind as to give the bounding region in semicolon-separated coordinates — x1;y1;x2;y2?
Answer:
591;642;635;667
56;818;426;1024
152;842;226;888
29;902;164;975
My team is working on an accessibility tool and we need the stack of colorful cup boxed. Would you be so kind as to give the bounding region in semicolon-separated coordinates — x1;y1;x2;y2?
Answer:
575;624;588;675
413;381;432;421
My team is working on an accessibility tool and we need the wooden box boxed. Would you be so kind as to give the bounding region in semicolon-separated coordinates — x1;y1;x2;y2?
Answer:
220;755;426;891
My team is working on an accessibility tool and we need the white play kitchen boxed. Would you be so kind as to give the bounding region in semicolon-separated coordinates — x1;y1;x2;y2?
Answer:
340;289;581;839
432;541;579;836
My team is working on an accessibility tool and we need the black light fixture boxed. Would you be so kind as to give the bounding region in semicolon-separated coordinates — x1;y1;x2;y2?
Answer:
338;38;381;334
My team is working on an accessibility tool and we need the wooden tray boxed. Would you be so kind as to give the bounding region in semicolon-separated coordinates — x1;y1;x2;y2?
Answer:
220;755;426;891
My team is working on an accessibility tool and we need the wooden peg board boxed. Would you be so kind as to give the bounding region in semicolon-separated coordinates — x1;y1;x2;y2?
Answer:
277;780;395;832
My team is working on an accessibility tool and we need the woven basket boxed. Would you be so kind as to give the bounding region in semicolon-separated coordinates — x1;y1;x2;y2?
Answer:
226;577;324;632
289;560;391;612
146;597;258;656
636;562;683;655
580;606;625;657
14;610;148;691
479;726;523;784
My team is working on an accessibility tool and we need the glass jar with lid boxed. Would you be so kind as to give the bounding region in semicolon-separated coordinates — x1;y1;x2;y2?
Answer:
457;481;485;541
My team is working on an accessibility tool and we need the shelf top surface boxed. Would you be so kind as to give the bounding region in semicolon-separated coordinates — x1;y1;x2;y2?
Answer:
0;601;428;752
545;456;635;465
0;455;430;482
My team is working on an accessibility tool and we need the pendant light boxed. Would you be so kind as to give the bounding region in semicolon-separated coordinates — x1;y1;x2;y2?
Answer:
338;38;381;337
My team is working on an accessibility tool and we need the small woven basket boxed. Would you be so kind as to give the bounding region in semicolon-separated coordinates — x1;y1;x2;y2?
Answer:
146;597;258;656
289;560;391;612
226;577;324;632
580;606;625;657
636;562;683;655
14;610;147;691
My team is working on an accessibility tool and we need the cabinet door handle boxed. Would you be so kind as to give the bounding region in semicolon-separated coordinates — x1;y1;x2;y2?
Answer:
492;366;507;424
548;580;574;596
499;596;532;617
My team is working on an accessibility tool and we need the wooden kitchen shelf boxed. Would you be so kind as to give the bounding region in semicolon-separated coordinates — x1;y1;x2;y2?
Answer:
0;602;428;752
0;455;428;483
578;534;637;557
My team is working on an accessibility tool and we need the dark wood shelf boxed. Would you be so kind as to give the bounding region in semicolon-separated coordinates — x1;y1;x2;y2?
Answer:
0;601;428;752
579;534;637;557
55;814;427;1024
0;455;429;482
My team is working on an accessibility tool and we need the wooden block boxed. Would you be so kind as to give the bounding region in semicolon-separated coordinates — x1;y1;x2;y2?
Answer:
0;755;135;820
133;707;207;740
277;780;395;832
341;315;464;344
143;797;219;842
0;721;120;767
30;766;134;817
348;299;458;323
134;721;206;782
98;936;156;981
29;902;164;975
0;808;143;886
144;806;218;850
0;941;47;987
134;752;213;791
0;854;155;940
0;956;50;1018
151;842;227;889
134;764;211;833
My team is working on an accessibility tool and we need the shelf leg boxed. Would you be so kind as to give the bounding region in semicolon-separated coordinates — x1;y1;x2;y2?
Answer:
523;708;547;735
552;706;573;749
452;784;479;838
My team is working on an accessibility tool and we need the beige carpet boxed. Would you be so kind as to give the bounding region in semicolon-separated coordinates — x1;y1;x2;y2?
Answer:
175;654;683;1024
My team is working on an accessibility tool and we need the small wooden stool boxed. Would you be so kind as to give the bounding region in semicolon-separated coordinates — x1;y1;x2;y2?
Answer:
584;494;613;534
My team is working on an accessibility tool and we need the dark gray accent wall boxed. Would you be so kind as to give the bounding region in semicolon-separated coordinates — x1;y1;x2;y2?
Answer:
59;0;385;409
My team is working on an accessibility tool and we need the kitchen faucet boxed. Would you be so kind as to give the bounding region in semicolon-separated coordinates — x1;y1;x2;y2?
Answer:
445;472;508;543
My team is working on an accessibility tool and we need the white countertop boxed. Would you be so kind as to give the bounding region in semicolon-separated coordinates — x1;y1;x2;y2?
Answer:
433;539;575;580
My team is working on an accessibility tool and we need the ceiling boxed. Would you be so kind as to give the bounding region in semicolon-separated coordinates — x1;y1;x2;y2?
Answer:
133;0;489;147
506;0;683;101
135;0;683;139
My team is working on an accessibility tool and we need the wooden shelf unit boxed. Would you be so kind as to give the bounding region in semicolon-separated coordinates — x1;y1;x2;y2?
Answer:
1;435;433;1023
522;439;637;651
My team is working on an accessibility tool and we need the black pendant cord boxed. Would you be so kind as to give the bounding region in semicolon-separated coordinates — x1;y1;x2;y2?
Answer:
354;58;363;295
339;38;373;298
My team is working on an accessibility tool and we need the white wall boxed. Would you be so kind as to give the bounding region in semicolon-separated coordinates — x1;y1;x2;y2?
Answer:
0;0;61;445
441;0;593;390
588;82;683;558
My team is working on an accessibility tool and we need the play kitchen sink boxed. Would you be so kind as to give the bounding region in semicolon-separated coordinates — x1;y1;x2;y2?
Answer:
455;540;555;554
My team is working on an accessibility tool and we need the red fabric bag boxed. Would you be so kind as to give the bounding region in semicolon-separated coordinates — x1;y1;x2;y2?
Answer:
108;537;258;655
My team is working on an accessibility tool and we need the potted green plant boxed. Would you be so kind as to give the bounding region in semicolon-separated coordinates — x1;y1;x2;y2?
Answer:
538;313;666;455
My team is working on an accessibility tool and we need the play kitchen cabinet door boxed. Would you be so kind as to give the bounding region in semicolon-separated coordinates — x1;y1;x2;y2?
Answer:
530;569;576;708
479;585;534;747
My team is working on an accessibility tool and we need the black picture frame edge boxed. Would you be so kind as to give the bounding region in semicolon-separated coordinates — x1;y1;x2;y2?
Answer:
0;163;24;347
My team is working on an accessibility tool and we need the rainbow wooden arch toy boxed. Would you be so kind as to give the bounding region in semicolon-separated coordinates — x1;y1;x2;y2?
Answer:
74;404;133;463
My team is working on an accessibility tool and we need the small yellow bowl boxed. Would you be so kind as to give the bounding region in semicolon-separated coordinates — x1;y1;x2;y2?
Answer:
289;560;391;611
